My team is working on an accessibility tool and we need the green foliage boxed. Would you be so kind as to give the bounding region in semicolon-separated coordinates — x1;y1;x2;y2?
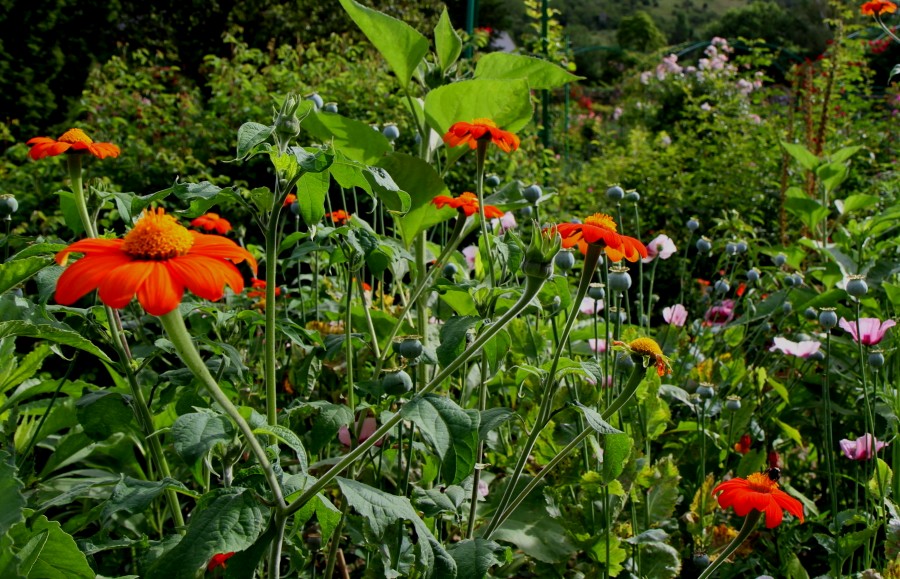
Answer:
617;11;668;53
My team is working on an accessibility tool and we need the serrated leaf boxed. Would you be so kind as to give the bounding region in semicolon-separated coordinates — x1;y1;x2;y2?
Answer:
636;541;682;579
7;515;94;578
338;0;429;87
235;122;274;160
434;8;462;73
401;394;479;485
0;452;25;536
294;170;330;226
436;315;479;368
478;407;515;441
646;457;681;524
147;488;266;579
252;424;308;472
0;320;112;362
102;476;191;524
76;391;136;441
575;402;623;435
601;433;632;483
449;538;505;579
0;255;54;295
475;52;583;89
337;478;456;578
171;411;236;466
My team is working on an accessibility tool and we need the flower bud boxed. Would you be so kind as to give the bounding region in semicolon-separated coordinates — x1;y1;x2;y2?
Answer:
846;275;868;297
608;266;632;293
696;237;711;253
523;224;562;278
819;308;838;329
522;184;542;204
606;185;624;201
275;94;303;138
555;250;575;272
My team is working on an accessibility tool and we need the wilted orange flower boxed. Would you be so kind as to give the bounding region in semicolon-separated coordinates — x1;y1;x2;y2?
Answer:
443;118;520;153
713;472;804;528
862;0;897;16
55;208;257;316
432;192;504;218
284;194;297;207
327;210;350;225
207;552;235;571
734;434;752;454
190;213;232;235
27;128;120;160
247;277;281;299
615;337;671;376
555;213;648;262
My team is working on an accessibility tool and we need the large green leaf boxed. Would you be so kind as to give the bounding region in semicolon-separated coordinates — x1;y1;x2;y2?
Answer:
102;476;191;524
171;181;242;219
475;52;583;89
171;410;236;466
434;8;462;73
338;0;429;88
601;433;633;483
0;256;54;296
816;161;849;195
0;342;50;395
377;152;454;248
636;541;682;579
401;394;479;485
784;187;828;231
294;170;330;226
302;111;391;165
76;391;137;441
436;315;480;369
235;122;274;160
646;456;681;524
252;424;308;472
424;78;533;136
491;484;574;563
337;478;456;578
0;452;25;536
0;320;112;363
146;488;266;579
6;515;94;578
330;153;411;215
781;141;819;171
448;538;505;579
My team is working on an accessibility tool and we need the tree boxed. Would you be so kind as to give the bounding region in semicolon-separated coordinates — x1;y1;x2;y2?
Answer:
616;10;667;52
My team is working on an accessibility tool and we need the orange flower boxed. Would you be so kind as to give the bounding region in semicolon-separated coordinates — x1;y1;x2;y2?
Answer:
432;192;504;218
326;210;350;225
190;213;232;235
555;213;648;262
284;194;297;207
54;208;257;316
443;118;520;153
27;128;120;160
207;552;235;571
712;472;804;528
862;0;897;15
616;337;671;376
247;277;281;299
734;434;752;455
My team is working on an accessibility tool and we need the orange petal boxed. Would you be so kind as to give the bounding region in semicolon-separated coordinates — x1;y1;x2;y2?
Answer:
55;238;125;265
98;262;155;309
166;254;244;301
189;233;258;273
55;252;132;305
136;262;185;316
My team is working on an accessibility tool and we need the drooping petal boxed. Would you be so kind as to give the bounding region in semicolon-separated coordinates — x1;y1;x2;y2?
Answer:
29;141;72;160
772;491;804;523
98;261;155;309
136;262;185;316
762;497;784;528
189;232;258;273
55;252;134;305
55;238;125;265
167;254;244;301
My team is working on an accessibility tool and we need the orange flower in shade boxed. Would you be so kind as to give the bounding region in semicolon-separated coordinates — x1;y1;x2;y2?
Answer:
555;213;648;262
207;552;235;571
712;472;804;528
443;118;520;153
326;210;350;225
734;434;752;455
247;278;281;299
190;213;232;235
862;0;897;16
615;337;671;376
283;194;297;207
27;128;120;160
432;192;504;218
54;208;257;316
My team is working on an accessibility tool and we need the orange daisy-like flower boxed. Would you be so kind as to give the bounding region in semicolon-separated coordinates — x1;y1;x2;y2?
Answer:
55;208;257;316
616;337;671;377
443;118;520;153
734;434;752;455
284;194;297;207
713;472;804;528
432;192;504;218
27;128;120;161
555;213;648;262
207;552;235;571
326;210;350;225
247;277;282;299
862;0;897;16
190;213;232;235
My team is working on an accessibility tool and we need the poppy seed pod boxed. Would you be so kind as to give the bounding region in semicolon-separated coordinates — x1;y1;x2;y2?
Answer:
0;195;18;216
687;218;699;231
485;174;501;187
323;102;339;113
736;240;748;253
715;279;730;294
608;267;632;293
554;250;575;272
725;396;742;411
697;383;715;398
846;276;868;297
522;184;542;204
382;370;413;395
606;185;625;201
625;191;640;202
869;350;885;368
819;308;838;329
696;237;712;253
382;123;400;141
804;307;817;321
774;253;787;267
587;283;606;300
305;92;324;110
725;242;737;255
398;337;423;359
746;268;760;283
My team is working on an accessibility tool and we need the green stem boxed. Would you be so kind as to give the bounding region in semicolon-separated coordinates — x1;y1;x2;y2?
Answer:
283;274;548;516
415;231;428;387
697;510;762;579
481;245;602;538
474;140;497;288
67;155;96;238
159;310;286;508
264;198;285;429
484;361;646;537
268;513;287;579
466;355;489;538
822;331;839;528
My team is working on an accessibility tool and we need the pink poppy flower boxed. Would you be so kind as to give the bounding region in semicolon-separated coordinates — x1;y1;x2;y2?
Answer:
662;304;688;327
580;297;604;315
840;434;887;460
462;245;477;270
588;338;607;354
642;233;677;263
769;337;821;358
838;317;896;346
704;300;735;326
491;211;517;232
338;417;383;447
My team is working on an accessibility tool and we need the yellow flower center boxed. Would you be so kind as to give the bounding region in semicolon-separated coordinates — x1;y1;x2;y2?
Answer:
746;472;779;493
628;337;663;359
585;213;618;232
58;128;94;145
122;208;194;260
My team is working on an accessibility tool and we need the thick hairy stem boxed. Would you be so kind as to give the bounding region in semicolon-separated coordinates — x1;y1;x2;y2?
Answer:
697;511;761;579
